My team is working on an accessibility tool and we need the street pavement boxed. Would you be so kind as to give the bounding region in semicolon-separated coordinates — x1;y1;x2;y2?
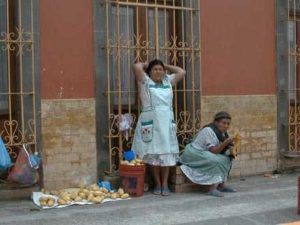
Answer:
0;173;300;225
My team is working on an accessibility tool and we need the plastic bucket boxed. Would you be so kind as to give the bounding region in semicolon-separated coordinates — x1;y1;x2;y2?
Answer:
119;164;145;197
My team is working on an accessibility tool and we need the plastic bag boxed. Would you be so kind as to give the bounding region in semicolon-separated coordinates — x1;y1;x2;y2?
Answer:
8;146;39;185
0;137;12;171
23;144;41;169
118;114;133;141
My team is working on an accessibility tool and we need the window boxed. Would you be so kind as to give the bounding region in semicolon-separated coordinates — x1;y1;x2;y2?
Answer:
0;0;38;185
95;0;201;173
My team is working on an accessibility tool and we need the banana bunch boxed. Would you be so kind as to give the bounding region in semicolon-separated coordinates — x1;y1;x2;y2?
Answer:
231;133;241;159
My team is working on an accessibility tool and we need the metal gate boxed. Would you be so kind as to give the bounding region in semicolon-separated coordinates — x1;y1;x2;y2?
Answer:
0;0;38;185
97;0;201;173
287;0;300;155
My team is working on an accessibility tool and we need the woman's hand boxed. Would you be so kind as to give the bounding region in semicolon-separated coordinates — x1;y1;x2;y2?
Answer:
224;137;234;145
209;136;233;154
164;64;186;84
143;62;148;70
133;62;148;82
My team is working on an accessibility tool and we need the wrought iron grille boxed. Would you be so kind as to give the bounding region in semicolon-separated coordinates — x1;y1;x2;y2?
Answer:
100;0;201;173
0;0;37;177
288;0;300;154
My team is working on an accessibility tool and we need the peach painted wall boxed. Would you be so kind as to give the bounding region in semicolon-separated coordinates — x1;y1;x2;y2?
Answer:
200;0;276;95
40;0;95;99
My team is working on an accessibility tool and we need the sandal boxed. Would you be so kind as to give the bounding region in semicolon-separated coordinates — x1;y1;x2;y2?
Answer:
219;186;236;193
153;187;161;195
161;187;171;196
208;189;224;197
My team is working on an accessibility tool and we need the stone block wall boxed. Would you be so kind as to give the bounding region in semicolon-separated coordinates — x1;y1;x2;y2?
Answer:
201;95;278;176
41;99;97;189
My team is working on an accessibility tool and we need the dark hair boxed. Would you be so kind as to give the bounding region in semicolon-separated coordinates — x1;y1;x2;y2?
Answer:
214;111;231;122
145;59;165;76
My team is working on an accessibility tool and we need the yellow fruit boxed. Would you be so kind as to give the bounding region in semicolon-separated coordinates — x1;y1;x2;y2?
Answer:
47;199;55;207
74;196;82;202
71;192;78;200
63;196;71;202
92;196;103;203
118;188;124;196
101;188;108;193
47;202;54;207
83;189;89;194
87;194;94;201
94;191;102;196
121;193;130;199
111;193;119;199
58;198;67;205
40;201;47;207
79;192;86;199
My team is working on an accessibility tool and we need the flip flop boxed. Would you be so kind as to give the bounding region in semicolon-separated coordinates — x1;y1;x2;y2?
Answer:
219;186;237;193
153;187;161;195
161;187;171;196
208;189;224;197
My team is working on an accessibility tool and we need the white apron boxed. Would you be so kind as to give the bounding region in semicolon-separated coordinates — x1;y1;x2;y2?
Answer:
132;74;179;159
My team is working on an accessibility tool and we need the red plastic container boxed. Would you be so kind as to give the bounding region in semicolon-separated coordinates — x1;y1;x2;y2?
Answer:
119;164;145;197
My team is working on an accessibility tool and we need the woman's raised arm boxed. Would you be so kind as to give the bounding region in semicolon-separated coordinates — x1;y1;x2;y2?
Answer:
132;62;148;82
164;64;186;84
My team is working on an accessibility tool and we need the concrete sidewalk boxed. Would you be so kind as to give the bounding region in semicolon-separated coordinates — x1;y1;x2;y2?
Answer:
0;173;299;225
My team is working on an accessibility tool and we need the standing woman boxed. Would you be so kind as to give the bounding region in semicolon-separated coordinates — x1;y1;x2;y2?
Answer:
132;59;185;196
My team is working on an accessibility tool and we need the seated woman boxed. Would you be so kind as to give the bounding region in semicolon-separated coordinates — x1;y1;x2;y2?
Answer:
180;111;237;197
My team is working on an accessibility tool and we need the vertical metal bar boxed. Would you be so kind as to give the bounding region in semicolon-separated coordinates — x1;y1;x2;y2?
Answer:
288;0;291;152
180;0;187;134
190;0;195;135
125;1;133;141
164;0;167;63
155;0;160;58
105;1;113;173
116;3;123;160
146;0;149;62
6;0;13;145
17;0;25;143
293;0;297;152
30;0;37;152
136;0;141;116
126;1;131;116
172;0;178;126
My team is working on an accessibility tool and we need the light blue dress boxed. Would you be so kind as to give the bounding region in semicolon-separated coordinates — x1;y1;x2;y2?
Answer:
132;73;179;166
180;127;232;185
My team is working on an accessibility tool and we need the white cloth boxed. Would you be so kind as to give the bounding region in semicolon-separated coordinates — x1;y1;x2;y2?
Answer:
143;153;178;166
132;73;179;161
32;192;130;210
